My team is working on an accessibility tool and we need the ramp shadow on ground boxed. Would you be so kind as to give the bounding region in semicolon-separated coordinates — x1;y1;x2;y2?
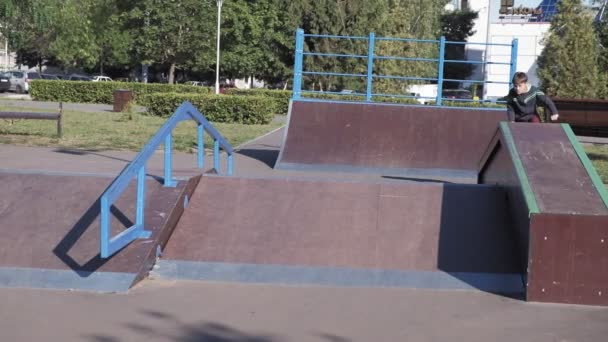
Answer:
236;146;280;168
87;310;290;342
437;184;523;298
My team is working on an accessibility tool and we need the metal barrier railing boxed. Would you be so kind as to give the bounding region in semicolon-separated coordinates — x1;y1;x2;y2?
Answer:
292;29;517;106
99;101;234;258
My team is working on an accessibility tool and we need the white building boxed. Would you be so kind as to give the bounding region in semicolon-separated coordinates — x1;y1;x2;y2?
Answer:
0;33;15;71
448;0;562;99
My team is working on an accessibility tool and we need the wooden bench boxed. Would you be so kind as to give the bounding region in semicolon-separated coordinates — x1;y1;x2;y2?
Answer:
0;103;63;137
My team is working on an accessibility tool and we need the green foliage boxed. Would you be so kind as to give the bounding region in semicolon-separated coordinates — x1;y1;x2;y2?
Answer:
30;80;211;104
125;0;215;83
426;100;506;108
138;94;276;124
225;89;292;115
372;0;447;94
537;0;603;98
440;9;479;89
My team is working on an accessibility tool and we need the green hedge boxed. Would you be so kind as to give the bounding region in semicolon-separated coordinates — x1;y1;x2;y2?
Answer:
224;88;420;113
138;93;276;124
225;89;292;115
30;80;212;104
426;100;506;108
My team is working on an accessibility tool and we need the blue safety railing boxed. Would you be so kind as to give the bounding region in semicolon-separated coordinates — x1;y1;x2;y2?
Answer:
99;101;234;258
292;28;518;107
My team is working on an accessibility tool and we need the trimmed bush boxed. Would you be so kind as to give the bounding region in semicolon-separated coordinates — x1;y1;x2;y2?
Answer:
426;100;506;109
138;93;277;124
30;80;211;104
225;88;420;114
225;89;292;115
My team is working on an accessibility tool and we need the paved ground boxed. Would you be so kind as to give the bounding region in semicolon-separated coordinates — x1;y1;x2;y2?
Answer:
1;99;608;341
2;279;608;342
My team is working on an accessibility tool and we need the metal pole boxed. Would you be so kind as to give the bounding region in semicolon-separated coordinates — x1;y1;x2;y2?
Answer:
213;139;220;172
509;38;518;84
215;0;223;95
436;36;446;106
197;124;204;169
164;133;175;187
293;28;304;100
365;32;375;102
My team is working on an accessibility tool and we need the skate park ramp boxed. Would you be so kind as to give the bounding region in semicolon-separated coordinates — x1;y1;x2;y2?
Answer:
275;100;507;183
155;176;524;294
153;119;608;306
480;122;608;305
0;171;197;292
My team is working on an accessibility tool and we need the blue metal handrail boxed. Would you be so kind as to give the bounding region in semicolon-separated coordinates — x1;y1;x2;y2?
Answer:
292;28;518;106
303;52;368;59
99;101;234;258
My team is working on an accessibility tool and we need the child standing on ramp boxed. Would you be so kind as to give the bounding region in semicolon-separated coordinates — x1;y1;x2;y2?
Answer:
506;72;559;123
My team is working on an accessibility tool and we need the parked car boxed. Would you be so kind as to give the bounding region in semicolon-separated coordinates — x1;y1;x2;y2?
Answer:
442;89;473;100
0;72;10;92
6;71;31;93
185;81;205;86
67;74;92;81
41;74;61;80
92;75;113;82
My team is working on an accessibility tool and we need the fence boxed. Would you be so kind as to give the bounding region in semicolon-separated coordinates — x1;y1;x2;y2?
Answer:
292;29;517;106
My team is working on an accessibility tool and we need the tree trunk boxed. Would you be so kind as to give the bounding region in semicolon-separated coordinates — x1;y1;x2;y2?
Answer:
168;63;176;84
100;61;104;75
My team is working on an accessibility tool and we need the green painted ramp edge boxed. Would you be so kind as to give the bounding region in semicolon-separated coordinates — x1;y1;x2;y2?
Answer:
499;122;540;214
562;124;608;209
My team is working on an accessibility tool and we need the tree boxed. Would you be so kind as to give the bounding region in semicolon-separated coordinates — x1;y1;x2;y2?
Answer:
0;0;59;70
440;8;478;89
593;0;608;97
373;0;448;94
126;0;215;84
90;0;132;75
537;0;602;98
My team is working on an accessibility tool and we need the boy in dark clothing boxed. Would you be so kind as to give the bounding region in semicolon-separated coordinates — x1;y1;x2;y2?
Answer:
506;72;559;123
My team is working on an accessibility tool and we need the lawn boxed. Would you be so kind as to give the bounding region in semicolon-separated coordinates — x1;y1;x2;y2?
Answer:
0;105;283;152
583;144;608;184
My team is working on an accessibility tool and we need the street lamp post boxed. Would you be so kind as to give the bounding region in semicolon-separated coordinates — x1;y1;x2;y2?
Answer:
215;0;224;95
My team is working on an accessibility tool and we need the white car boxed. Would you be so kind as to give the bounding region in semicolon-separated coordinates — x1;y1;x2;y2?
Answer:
92;76;113;82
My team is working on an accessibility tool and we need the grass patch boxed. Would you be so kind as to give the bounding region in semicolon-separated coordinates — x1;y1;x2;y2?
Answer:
0;104;282;152
584;144;608;184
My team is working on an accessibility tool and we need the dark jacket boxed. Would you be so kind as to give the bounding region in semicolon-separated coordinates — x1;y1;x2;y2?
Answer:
506;85;558;122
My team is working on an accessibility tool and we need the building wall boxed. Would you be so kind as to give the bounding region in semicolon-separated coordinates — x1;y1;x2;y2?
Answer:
464;0;552;99
0;35;14;71
485;22;549;98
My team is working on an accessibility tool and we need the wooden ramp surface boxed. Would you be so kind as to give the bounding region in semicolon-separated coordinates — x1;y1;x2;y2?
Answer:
0;172;193;292
275;100;506;182
157;176;523;293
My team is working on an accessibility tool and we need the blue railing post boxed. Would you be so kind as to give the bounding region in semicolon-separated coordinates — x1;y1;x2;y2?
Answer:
366;32;375;102
136;165;151;238
436;36;446;106
197;124;204;169
227;153;233;175
164;133;176;187
213;139;220;172
100;196;110;258
99;102;235;259
509;38;518;84
293;28;304;100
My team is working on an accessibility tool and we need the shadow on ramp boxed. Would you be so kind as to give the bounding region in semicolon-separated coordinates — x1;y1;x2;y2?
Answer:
437;184;524;299
52;197;131;275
